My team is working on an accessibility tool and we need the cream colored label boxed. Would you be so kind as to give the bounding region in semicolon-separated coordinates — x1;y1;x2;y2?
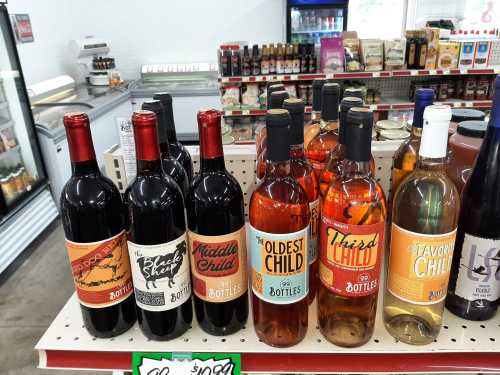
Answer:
189;227;247;303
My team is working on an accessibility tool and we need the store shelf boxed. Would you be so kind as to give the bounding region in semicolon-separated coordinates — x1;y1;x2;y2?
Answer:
219;68;499;83
36;288;500;373
223;99;493;116
292;29;342;34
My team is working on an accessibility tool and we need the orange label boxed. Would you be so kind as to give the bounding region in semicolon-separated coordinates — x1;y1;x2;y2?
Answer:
387;224;457;305
189;227;247;303
66;230;133;308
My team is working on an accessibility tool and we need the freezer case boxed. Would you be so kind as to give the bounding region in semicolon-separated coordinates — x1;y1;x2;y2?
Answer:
286;0;348;44
0;4;57;273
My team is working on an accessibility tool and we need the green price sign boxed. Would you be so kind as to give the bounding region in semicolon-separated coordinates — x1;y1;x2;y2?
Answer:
132;352;241;375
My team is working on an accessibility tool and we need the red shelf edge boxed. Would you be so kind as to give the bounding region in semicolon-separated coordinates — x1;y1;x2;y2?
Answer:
41;350;500;373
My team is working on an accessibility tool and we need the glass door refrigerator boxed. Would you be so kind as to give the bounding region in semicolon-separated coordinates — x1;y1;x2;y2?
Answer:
0;3;57;274
286;0;349;44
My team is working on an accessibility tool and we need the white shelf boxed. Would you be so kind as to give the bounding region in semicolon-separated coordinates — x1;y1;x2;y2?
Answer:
36;289;500;373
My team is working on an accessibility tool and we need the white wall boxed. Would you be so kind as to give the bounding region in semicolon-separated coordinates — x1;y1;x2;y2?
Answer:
8;0;285;84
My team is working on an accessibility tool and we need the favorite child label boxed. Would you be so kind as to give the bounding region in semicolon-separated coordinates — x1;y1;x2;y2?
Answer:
188;227;248;303
387;224;457;305
249;225;309;304
309;198;320;264
65;230;133;308
319;216;384;297
128;233;191;312
455;233;500;302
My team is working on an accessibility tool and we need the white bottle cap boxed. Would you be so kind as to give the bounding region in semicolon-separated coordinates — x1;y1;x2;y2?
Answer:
420;105;452;159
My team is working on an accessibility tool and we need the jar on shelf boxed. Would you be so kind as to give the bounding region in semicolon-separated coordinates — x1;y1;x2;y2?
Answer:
463;76;477;100
447;120;487;193
475;75;490;100
450;108;485;137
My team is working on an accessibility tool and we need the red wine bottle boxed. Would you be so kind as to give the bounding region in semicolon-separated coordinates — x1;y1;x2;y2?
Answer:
153;93;194;181
141;100;189;197
186;109;249;335
124;110;192;340
447;76;500;320
60;112;136;338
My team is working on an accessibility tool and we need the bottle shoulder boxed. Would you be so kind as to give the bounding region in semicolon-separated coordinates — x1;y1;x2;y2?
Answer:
124;173;183;208
60;173;121;210
393;138;420;163
254;176;309;205
188;170;243;205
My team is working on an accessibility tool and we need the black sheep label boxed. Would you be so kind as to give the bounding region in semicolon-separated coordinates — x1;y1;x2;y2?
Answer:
128;233;191;311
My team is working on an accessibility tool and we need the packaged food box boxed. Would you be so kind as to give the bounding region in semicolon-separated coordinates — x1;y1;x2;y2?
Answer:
384;39;406;70
343;31;363;72
488;39;500;69
437;42;460;69
360;39;384;71
459;41;475;69
320;37;344;73
473;40;491;68
425;28;440;69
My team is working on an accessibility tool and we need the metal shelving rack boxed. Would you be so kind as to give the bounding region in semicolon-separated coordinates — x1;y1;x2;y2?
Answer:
35;143;500;374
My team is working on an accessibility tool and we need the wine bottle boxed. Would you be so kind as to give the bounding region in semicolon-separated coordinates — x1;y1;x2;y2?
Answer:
319;108;386;347
153;93;194;181
124;110;192;341
249;109;310;347
284;98;320;305
141;100;189;197
186;109;249;335
61;112;136;338
304;79;324;149
446;77;500;321
383;105;460;345
306;82;340;178
318;96;364;197
391;88;434;194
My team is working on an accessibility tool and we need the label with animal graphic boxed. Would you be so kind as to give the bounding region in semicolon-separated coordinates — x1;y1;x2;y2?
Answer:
319;216;384;297
128;233;191;312
188;227;247;303
249;224;309;304
65;230;133;308
387;223;457;305
454;233;500;302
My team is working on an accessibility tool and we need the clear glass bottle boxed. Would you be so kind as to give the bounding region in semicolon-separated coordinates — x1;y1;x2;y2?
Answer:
249;109;310;347
319;108;386;347
383;105;460;345
304;79;324;149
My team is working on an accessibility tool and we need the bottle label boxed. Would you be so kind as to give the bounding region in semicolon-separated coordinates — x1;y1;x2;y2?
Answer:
188;227;248;303
128;234;191;312
65;230;133;308
454;233;500;302
249;224;309;304
309;198;320;264
319;216;384;297
261;61;270;75
387;224;456;305
276;60;285;74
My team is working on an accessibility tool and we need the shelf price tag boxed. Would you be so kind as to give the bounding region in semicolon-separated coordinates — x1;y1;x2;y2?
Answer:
132;352;241;375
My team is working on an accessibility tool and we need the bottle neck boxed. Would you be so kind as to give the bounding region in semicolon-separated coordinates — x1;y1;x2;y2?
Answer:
410;126;423;139
321;118;338;131
265;160;291;178
159;141;171;158
164;103;178;143
199;119;225;173
416;156;447;172
66;125;99;176
134;125;162;175
290;143;305;159
343;159;372;178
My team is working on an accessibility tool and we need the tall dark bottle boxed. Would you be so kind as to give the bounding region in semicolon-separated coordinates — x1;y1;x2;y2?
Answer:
153;93;194;181
447;76;500;321
186;109;249;335
142;100;189;197
124;110;192;340
60;112;136;338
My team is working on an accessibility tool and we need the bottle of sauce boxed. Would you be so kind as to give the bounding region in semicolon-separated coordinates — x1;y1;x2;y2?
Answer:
261;45;270;75
251;44;261;76
269;44;276;74
242;46;251;76
276;44;285;74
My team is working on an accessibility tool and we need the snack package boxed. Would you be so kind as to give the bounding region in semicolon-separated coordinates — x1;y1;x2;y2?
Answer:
488;40;500;69
424;28;440;69
0;127;17;149
241;83;259;107
221;86;240;108
320;37;344;73
384;39;406;70
458;41;475;69
343;31;363;72
474;40;491;68
437;42;460;69
360;39;384;71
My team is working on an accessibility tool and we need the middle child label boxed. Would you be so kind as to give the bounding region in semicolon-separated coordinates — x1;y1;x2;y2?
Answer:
249;225;309;304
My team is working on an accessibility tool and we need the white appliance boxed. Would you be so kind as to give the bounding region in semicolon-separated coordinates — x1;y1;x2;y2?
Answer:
68;37;113;86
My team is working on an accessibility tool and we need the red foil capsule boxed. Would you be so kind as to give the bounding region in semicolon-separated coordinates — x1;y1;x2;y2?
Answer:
63;112;96;163
197;109;223;159
131;110;160;161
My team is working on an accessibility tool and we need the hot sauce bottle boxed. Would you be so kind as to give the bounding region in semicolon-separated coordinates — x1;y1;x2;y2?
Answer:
318;108;387;347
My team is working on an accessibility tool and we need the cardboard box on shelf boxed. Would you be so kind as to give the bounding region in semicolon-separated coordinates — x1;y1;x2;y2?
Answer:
360;39;384;71
458;41;475;69
342;31;363;72
437;41;460;69
488;39;500;69
424;28;440;69
320;37;344;73
473;40;491;68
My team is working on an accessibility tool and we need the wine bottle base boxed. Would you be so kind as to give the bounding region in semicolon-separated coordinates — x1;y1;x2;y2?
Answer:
383;314;437;345
445;297;498;321
318;316;373;348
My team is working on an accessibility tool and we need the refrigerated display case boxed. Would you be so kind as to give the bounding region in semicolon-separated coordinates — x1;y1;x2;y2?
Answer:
0;3;57;273
286;0;348;44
